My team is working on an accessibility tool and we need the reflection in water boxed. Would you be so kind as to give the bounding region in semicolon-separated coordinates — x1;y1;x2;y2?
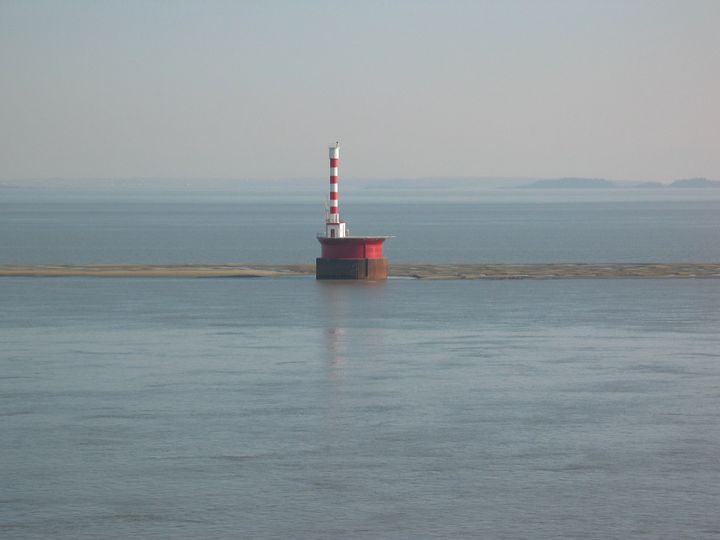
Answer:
325;327;346;378
317;280;387;380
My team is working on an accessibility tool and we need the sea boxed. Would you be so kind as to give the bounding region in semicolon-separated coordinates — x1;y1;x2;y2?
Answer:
2;182;720;539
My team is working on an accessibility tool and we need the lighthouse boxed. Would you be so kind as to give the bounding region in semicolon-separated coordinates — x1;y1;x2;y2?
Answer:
316;143;391;280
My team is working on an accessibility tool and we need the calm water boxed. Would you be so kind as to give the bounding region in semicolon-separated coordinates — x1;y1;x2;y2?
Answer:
2;185;720;538
2;277;720;539
1;185;720;263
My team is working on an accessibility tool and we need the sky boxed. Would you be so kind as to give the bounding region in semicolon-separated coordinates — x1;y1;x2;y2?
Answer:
1;0;718;182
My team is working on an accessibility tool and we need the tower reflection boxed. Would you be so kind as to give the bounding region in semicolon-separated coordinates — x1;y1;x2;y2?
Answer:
318;281;387;381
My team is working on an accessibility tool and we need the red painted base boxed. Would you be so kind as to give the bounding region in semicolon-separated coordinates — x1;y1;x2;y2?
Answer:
317;237;389;259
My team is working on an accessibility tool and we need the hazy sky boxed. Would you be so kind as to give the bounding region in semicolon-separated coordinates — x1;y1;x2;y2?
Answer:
1;1;718;181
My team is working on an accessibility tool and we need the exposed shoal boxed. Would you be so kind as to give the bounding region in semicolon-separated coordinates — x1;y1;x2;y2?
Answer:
1;263;720;279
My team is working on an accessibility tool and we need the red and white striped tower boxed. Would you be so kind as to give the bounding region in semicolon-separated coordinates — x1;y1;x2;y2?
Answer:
326;142;346;238
317;142;392;280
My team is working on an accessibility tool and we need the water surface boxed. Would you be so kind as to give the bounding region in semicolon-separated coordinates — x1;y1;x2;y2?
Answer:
2;185;719;264
2;277;719;539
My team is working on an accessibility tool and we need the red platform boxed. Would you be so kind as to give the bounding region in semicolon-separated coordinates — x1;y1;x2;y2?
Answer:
317;236;390;259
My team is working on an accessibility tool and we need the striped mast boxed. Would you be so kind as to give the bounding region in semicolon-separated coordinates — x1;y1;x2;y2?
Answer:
329;142;339;221
326;142;346;238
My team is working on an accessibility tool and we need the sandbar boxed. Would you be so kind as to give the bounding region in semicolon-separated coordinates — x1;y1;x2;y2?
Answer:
1;263;719;279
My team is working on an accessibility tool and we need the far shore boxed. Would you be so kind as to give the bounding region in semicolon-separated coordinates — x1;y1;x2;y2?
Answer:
1;263;719;280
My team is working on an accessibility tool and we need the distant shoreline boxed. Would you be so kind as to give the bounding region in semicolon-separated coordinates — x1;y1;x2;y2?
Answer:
520;177;720;189
1;263;719;280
